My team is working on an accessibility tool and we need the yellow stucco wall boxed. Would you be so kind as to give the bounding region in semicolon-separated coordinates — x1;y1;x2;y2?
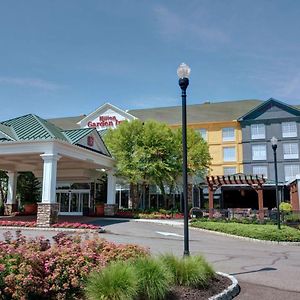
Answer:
170;121;243;176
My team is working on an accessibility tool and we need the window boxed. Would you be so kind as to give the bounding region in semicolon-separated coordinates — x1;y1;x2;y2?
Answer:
251;124;265;139
284;164;300;181
197;128;207;141
282;122;297;138
223;147;236;162
252;144;267;160
253;166;268;178
223;167;236;176
283;143;299;159
222;127;235;142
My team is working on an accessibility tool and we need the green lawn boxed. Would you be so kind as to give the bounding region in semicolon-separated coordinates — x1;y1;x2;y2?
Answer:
190;220;300;242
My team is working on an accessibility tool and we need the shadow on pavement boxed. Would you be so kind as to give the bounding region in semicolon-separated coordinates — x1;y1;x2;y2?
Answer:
231;267;277;276
87;218;131;227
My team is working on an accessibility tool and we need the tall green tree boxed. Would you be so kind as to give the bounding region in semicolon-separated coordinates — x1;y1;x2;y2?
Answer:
134;120;179;203
174;127;211;181
104;119;211;208
104;119;144;207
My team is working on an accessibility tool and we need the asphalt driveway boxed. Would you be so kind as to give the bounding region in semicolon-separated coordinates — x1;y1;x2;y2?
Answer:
1;218;300;299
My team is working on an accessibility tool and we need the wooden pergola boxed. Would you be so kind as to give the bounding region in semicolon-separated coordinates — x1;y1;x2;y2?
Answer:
289;180;300;211
206;174;266;220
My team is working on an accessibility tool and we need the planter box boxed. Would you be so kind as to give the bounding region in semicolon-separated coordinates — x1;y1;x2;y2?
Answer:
95;204;104;216
24;203;38;215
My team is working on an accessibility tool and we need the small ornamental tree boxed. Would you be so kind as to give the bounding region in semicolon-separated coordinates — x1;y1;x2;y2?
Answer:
17;172;41;204
0;171;8;214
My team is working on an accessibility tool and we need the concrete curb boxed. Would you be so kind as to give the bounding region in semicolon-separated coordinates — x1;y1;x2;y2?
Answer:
209;272;239;300
0;226;105;233
190;227;300;246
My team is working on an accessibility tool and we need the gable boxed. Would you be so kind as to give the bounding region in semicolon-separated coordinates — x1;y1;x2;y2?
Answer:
238;98;300;122
76;130;110;156
78;102;136;130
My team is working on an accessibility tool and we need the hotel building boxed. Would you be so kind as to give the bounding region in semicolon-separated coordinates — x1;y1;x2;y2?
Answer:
1;98;300;224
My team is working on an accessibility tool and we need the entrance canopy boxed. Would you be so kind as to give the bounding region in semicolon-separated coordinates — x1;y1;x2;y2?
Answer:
0;114;116;226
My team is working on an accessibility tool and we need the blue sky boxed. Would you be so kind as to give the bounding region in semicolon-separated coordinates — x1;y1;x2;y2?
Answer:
1;0;300;120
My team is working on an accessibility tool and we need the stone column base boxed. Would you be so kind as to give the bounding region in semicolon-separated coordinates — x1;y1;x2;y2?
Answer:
37;203;59;227
104;204;117;216
4;204;18;215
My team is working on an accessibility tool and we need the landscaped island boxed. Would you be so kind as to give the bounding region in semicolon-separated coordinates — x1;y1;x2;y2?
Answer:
191;220;300;242
0;231;233;299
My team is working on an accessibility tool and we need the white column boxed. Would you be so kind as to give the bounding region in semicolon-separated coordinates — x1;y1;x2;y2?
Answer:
40;154;61;203
107;170;117;204
6;171;17;205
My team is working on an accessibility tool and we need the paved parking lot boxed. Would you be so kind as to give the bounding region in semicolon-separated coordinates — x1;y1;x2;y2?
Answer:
1;217;300;299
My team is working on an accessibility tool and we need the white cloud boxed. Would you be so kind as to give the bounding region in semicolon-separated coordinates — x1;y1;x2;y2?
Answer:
0;77;63;91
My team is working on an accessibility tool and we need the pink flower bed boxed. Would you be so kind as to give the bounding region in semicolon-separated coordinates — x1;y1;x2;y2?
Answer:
0;232;149;299
52;222;100;230
0;220;101;230
0;221;36;227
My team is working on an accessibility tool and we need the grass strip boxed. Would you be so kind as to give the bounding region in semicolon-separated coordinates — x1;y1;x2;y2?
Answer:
191;221;300;242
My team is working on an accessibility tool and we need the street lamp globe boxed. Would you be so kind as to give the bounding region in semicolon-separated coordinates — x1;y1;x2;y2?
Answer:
177;63;191;79
271;136;278;146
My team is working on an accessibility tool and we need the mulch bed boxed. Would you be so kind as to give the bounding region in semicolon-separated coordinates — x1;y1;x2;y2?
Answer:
165;274;232;300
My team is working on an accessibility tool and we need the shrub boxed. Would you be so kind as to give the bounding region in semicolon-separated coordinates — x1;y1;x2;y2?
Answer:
280;202;292;212
0;232;149;299
134;257;172;300
85;261;138;300
160;254;214;288
285;212;300;223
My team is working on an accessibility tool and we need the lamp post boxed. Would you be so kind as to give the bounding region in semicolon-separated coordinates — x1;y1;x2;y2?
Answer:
177;62;191;256
271;136;281;230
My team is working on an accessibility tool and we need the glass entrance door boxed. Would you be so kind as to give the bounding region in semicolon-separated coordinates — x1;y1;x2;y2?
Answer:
56;190;90;215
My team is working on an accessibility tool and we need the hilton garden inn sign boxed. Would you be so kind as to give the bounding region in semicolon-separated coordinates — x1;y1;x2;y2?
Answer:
77;103;136;131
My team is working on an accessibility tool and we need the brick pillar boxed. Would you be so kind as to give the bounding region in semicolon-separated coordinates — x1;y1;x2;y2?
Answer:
104;204;117;216
4;171;18;215
209;187;214;218
4;204;18;215
290;183;299;211
257;188;264;220
37;203;59;227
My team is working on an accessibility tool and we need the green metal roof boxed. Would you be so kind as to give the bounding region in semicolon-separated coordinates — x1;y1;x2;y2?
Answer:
1;114;68;141
0;123;17;141
62;128;94;144
98;129;108;136
0;114;111;157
